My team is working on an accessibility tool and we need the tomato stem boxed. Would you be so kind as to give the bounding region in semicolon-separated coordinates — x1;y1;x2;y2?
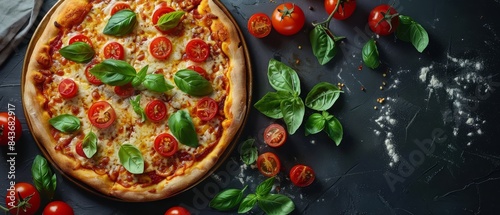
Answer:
313;0;341;27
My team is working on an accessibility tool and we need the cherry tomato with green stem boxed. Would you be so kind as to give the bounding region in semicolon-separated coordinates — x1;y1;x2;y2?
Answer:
325;0;356;20
271;3;305;36
4;182;41;215
368;4;400;36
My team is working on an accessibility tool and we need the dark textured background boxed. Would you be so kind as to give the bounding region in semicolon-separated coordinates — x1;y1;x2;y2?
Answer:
1;0;500;214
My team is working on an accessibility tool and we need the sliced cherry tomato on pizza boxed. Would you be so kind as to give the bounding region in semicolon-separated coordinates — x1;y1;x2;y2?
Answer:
271;3;305;36
88;101;116;129
149;36;173;60
154;133;178;157
42;201;74;215
152;6;176;33
0;112;22;146
325;0;356;20
69;34;93;47
165;206;191;215
75;141;87;158
58;78;78;99
185;39;209;62
187;65;208;79
5;182;41;215
263;123;287;148
145;99;167;122
257;152;281;177
195;97;218;121
247;13;272;38
368;4;400;36
103;42;125;60
114;83;135;98
85;61;103;85
110;2;131;15
290;164;315;187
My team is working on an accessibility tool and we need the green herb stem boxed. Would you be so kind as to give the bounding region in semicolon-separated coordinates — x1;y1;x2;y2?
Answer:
314;0;341;27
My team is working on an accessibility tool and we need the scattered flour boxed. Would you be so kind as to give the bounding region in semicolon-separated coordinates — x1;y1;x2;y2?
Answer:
373;97;400;167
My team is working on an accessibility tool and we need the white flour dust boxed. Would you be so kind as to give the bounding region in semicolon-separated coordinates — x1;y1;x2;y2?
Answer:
373;97;400;167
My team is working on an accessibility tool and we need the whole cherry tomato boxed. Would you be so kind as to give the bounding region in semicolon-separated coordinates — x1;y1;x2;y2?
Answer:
42;201;74;215
164;206;191;215
5;183;40;215
271;3;305;36
368;4;400;36
324;0;356;20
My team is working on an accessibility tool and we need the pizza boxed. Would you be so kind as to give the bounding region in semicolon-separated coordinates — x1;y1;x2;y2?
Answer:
22;0;247;202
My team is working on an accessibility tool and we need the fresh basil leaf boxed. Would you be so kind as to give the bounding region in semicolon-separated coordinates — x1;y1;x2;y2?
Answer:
258;194;295;215
254;91;292;119
305;113;326;136
174;69;213;96
268;59;301;94
410;22;429;53
131;65;148;87
118;143;144;174
59;42;95;63
209;186;247;211
325;116;343;146
238;194;257;214
281;96;305;135
49;114;80;133
396;15;413;42
362;39;380;69
31;155;56;200
103;9;137;36
156;11;184;31
130;95;146;122
305;82;342;111
143;74;173;92
83;131;98;158
240;139;258;165
89;59;137;86
168;110;199;147
256;177;274;197
310;25;336;65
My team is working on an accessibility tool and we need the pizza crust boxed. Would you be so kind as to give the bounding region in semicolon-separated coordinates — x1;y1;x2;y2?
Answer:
23;0;247;202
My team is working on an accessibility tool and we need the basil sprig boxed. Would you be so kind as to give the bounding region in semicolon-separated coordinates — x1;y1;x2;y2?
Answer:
131;65;148;87
103;9;137;36
89;59;137;86
144;74;173;92
396;15;429;53
49;114;80;133
239;139;258;165
130;95;146;122
254;59;304;134
362;39;380;69
156;11;184;31
174;69;213;96
118;143;144;174
59;42;95;63
83;131;98;158
305;111;343;146
168;110;199;147
31;155;57;200
210;177;295;214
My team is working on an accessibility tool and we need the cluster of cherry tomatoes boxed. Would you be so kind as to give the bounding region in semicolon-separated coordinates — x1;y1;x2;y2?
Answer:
4;183;73;215
247;1;401;38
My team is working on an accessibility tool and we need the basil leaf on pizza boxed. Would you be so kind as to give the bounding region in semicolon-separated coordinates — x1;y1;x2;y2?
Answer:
156;11;185;31
174;69;213;96
131;65;148;87
130;95;146;122
143;74;174;92
103;9;137;36
49;114;81;133
83;131;98;158
168;110;199;147
118;143;144;174
59;42;95;63
89;59;137;86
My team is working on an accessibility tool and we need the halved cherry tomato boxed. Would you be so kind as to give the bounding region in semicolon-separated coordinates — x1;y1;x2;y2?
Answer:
368;4;400;36
165;206;191;215
187;65;208;79
289;164;315;187
150;36;173;60
154;133;178;157
114;83;135;98
58;79;78;99
257;152;281;177
42;201;74;215
110;2;131;15
5;182;41;215
0;112;22;146
69;34;93;47
271;3;305;36
88;101;116;129
75;141;87;158
85;61;103;85
152;6;176;33
103;42;125;60
263;124;287;148
247;13;272;38
185;39;209;62
195;97;218;121
325;0;356;20
145;99;167;122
